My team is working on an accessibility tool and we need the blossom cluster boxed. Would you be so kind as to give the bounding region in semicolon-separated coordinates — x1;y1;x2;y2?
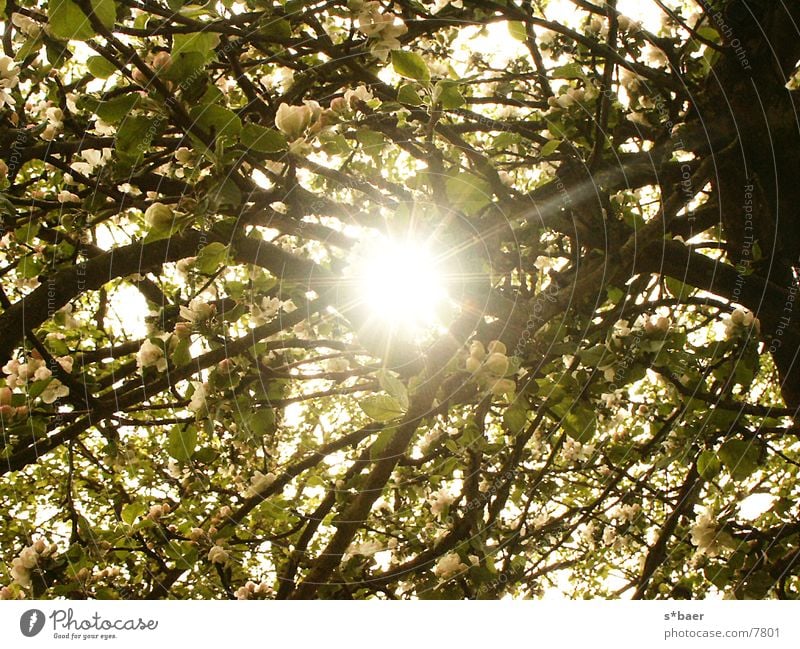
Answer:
354;1;408;60
724;307;760;340
234;580;274;600
3;355;72;404
0;56;19;109
9;539;58;588
465;340;515;397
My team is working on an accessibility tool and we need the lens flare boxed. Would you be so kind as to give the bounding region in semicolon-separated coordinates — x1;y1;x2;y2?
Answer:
352;235;448;334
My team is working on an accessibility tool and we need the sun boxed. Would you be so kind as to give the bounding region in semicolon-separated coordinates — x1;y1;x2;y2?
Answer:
352;235;449;333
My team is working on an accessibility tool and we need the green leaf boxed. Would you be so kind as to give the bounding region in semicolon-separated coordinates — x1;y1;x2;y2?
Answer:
540;139;561;156
318;133;350;156
244;409;276;437
718;439;759;481
258;17;292;40
355;128;385;158
503;400;528;434
161;51;206;82
376;370;409;410
445;172;492;215
397;83;424;106
121;502;147;526
665;276;694;300
192;447;218;464
697;450;721;480
434;80;464;109
209;177;241;209
167;425;197;463
240;123;287;153
16;35;44;61
553;63;585;79
359;394;406;422
116;115;160;160
370;427;396;459
86;56;117;78
90;94;140;123
391;50;430;83
19;255;43;279
48;0;115;41
189;104;242;141
562;406;596;443
171;338;192;367
195;242;229;274
508;21;527;42
172;31;219;61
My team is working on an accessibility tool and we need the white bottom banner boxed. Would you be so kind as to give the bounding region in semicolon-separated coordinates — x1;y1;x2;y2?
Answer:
0;601;796;647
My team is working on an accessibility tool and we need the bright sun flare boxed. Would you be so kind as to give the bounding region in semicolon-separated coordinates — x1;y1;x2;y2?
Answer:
355;237;448;332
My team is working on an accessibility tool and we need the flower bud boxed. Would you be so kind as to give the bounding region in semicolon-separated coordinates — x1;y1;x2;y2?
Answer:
131;68;148;85
487;340;506;355
465;356;482;373
484;353;509;377
207;545;229;565
489;378;515;397
144;202;174;231
469;341;485;360
274;102;312;139
152;51;172;71
0;404;14;419
0;386;12;406
173;322;192;339
330;97;348;114
174;147;193;164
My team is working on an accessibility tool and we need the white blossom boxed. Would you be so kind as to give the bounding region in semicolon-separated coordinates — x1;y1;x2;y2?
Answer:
690;510;718;555
274;102;313;138
71;148;112;175
57;190;81;204
40;379;69;404
207;545;229;565
174;147;193;164
245;471;277;497
250;296;282;326
56;356;73;373
179;298;216;324
0;56;19;109
562;438;595;463
433;552;467;579
136;339;167;372
602;526;618;547
344;85;374;110
345;540;383;559
188;382;209;415
428;487;456;516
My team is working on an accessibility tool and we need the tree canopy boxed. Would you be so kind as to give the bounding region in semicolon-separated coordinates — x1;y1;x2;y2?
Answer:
1;0;799;600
